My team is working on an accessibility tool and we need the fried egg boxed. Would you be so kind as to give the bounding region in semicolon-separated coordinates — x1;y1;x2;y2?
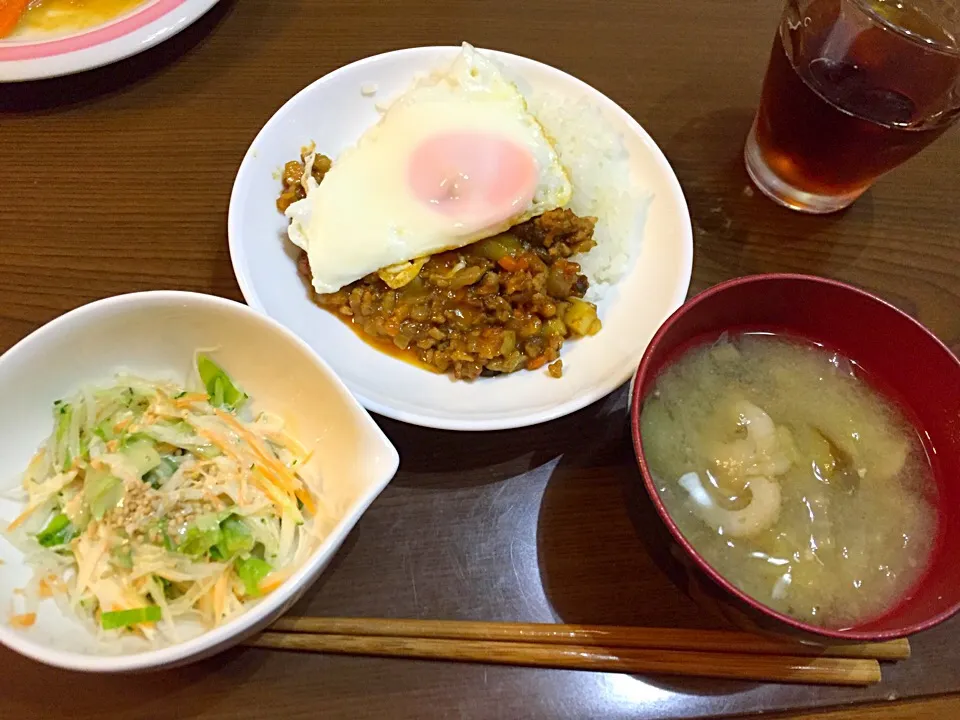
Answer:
285;43;572;295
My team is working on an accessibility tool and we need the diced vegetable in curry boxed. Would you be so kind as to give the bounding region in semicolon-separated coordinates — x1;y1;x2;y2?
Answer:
278;150;602;380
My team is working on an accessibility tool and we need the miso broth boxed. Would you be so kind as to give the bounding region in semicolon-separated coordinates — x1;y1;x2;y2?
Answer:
640;334;937;628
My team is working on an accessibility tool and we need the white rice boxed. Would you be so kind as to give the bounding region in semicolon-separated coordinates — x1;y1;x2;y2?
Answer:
528;94;652;302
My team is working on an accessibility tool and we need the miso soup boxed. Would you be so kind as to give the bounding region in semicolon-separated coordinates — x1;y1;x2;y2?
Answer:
640;333;937;628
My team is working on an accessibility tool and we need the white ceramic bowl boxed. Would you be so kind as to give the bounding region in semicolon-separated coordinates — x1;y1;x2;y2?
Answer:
0;291;399;672
229;45;693;431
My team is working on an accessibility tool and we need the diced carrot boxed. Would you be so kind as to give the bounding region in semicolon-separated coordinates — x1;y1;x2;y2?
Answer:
9;612;36;628
527;355;549;371
0;0;29;39
498;255;529;272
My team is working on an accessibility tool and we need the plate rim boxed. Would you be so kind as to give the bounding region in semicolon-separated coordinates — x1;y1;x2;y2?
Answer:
0;0;220;82
228;44;694;431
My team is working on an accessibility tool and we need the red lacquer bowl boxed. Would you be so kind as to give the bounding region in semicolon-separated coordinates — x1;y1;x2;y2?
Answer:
629;274;960;641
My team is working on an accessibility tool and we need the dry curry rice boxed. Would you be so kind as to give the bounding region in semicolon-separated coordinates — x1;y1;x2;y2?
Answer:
277;150;602;380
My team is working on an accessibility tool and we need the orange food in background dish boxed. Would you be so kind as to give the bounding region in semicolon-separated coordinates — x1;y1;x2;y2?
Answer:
1;0;146;39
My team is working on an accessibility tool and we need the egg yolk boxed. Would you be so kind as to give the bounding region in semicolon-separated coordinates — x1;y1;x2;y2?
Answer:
408;132;538;228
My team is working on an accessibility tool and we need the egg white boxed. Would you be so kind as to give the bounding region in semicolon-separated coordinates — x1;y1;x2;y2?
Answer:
285;43;572;295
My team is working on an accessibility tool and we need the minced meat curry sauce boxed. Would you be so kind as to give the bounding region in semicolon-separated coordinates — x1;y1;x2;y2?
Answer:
277;152;602;380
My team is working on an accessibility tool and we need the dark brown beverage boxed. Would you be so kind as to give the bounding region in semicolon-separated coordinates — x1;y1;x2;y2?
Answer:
746;0;960;212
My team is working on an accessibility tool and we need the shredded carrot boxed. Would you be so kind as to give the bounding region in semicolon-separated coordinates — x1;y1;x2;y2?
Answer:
212;570;230;624
7;470;78;531
9;612;36;628
174;393;209;408
106;439;120;452
295;488;317;516
215;410;300;493
195;427;289;511
38;577;55;598
23;450;45;483
297;447;315;469
6;508;33;532
113;417;132;433
291;448;318;514
250;470;292;514
6;502;41;532
269;429;308;458
48;574;67;593
258;570;291;595
251;458;297;499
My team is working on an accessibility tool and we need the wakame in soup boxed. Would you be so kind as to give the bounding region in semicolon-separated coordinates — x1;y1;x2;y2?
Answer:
640;334;937;628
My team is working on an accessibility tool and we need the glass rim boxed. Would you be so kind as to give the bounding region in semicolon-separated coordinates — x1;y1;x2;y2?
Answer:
849;0;960;57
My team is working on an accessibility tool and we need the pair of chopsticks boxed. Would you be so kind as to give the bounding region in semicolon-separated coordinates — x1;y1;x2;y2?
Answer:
243;617;909;686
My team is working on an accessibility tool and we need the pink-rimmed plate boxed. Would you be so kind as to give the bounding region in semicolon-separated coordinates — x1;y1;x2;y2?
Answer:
0;0;220;82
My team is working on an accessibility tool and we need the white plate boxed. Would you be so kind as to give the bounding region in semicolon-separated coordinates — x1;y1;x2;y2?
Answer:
229;45;693;431
0;0;219;82
0;291;399;671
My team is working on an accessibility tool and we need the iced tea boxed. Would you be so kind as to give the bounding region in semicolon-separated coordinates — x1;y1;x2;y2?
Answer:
745;0;960;213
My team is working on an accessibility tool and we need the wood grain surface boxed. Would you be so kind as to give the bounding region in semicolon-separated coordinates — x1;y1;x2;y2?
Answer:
1;0;958;718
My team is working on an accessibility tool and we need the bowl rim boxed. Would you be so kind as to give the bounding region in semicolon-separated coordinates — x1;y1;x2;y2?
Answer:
629;272;960;641
227;43;694;432
0;290;399;672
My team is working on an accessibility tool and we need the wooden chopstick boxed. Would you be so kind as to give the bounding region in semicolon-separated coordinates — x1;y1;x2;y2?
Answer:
266;616;910;661
244;631;881;686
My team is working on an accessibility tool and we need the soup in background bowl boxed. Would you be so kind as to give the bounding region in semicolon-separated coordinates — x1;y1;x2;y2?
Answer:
629;274;960;642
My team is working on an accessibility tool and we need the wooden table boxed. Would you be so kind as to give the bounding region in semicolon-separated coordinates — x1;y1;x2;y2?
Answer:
2;1;958;717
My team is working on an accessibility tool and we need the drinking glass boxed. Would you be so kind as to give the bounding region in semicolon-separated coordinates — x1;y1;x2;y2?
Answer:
745;0;960;213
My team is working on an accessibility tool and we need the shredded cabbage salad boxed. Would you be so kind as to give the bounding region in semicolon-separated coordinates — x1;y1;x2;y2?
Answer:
4;355;327;646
